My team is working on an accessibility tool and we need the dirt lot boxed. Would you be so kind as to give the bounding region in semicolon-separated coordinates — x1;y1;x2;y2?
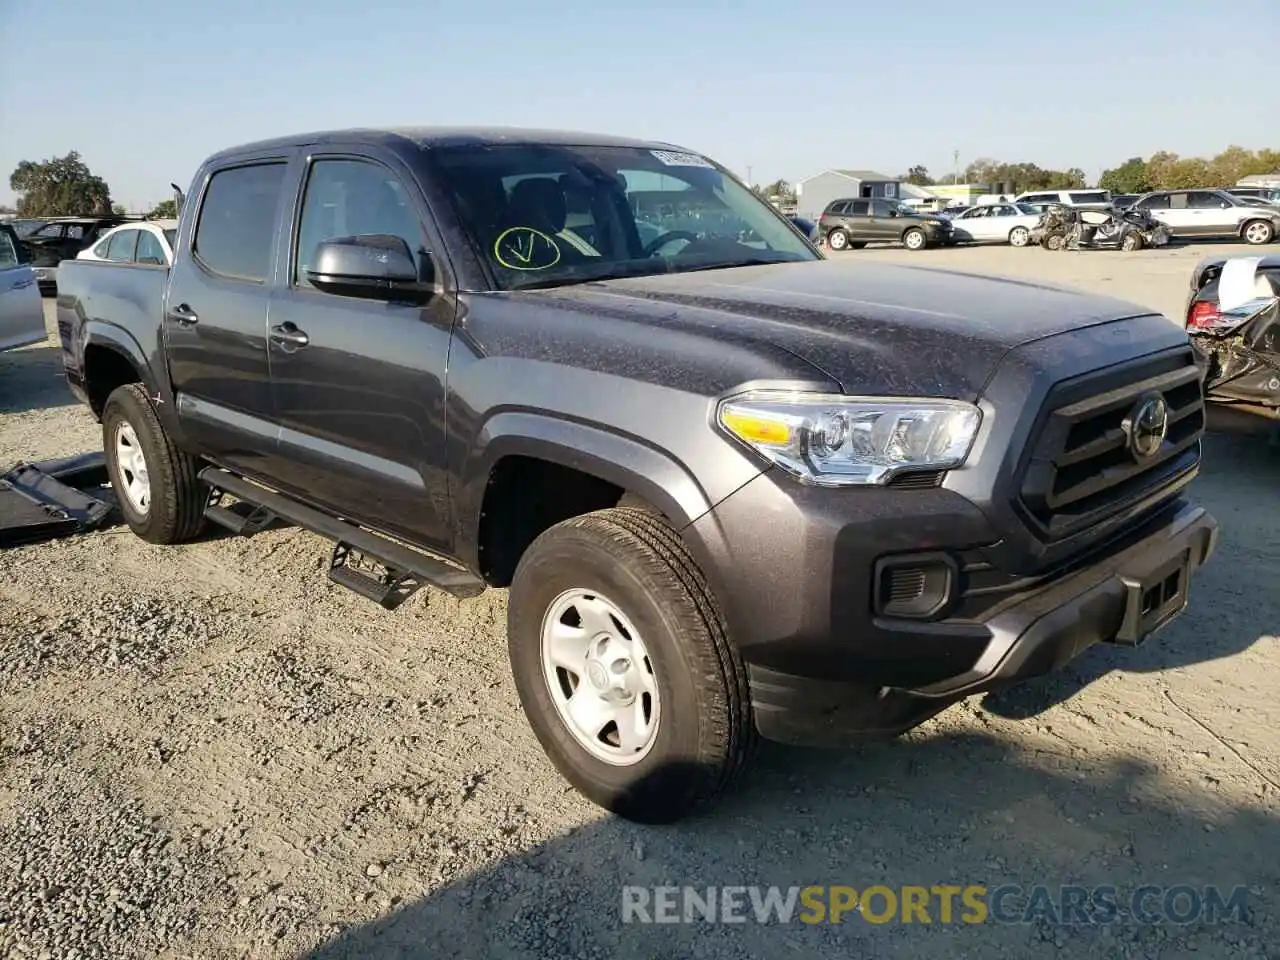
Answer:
1;241;1277;960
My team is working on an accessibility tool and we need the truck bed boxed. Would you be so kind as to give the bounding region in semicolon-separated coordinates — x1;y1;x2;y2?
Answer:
56;259;169;403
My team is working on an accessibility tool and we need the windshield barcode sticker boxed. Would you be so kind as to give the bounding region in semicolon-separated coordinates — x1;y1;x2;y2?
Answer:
650;150;715;169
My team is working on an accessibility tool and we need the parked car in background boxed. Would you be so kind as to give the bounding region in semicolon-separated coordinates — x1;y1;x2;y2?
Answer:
819;197;954;250
77;219;179;267
947;202;1042;246
1184;253;1280;416
1014;189;1114;210
1110;194;1139;210
23;215;141;294
788;215;818;242
0;222;46;351
1229;187;1280;207
1131;189;1280;245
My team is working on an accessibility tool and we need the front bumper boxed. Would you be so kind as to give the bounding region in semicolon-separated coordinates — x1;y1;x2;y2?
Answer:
684;471;1217;746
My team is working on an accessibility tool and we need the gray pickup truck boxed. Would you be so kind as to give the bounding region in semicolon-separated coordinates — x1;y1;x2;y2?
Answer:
56;127;1218;823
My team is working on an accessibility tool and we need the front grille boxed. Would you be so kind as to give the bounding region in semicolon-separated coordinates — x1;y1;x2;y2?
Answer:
1017;348;1205;542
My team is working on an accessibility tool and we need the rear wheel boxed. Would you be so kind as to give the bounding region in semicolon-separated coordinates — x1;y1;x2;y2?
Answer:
102;384;207;544
902;228;927;251
1008;226;1030;247
507;507;753;823
1043;232;1066;251
1243;220;1275;245
826;228;850;250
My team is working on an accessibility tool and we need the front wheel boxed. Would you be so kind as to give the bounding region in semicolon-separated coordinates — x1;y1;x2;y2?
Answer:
1008;226;1031;247
826;228;850;250
102;383;207;544
1043;233;1066;251
1121;232;1144;252
507;507;753;823
1243;220;1275;245
902;228;927;251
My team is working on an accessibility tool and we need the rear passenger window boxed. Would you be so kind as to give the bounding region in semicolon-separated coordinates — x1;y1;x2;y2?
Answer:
194;162;287;281
136;231;166;265
850;200;870;215
106;230;138;262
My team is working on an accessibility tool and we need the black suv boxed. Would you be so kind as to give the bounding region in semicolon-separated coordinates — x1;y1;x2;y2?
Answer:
819;198;953;251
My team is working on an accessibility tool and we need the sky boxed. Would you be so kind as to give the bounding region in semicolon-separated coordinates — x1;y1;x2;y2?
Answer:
1;0;1273;211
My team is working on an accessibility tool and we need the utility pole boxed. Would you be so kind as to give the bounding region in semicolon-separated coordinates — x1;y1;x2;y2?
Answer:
747;165;753;188
953;149;960;185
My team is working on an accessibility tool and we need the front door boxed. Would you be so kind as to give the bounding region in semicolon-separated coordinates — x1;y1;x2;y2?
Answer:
0;227;44;350
265;152;456;552
868;199;900;241
164;158;291;475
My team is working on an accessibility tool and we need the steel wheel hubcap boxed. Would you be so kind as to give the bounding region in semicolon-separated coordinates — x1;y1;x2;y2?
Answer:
906;232;923;248
540;588;660;766
1011;228;1028;246
114;421;151;515
830;233;846;249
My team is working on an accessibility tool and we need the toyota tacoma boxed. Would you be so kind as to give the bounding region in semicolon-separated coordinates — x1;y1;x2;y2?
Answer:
55;127;1218;823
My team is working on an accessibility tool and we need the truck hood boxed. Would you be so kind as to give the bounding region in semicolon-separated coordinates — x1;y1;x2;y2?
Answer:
549;260;1161;399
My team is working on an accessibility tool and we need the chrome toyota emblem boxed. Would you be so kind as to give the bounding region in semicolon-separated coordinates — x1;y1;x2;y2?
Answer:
1124;394;1169;462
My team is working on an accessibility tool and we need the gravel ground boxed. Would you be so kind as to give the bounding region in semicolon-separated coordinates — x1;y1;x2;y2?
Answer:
1;241;1277;959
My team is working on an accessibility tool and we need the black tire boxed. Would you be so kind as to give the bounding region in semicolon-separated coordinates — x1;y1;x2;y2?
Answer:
102;383;207;544
902;227;927;251
507;507;754;823
847;241;868;249
1043;233;1066;251
1121;232;1144;252
826;228;850;251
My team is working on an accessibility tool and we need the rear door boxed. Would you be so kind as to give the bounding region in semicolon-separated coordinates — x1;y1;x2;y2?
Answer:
0;226;44;350
164;156;292;474
264;148;457;550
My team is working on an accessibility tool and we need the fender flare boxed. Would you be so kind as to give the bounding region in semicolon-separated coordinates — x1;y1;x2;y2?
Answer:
457;411;719;566
82;321;158;397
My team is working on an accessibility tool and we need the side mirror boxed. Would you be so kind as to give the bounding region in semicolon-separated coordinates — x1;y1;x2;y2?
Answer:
306;235;431;302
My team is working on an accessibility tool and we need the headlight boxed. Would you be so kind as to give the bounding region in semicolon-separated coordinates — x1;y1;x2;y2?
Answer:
717;391;982;486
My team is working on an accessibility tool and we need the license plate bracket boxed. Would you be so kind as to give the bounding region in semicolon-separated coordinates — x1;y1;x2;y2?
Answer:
1115;549;1190;646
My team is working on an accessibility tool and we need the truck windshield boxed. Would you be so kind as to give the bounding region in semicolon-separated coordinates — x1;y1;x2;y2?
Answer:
428;143;819;290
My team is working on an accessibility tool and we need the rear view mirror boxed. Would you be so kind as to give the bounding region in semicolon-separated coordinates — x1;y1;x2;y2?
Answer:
306;235;431;302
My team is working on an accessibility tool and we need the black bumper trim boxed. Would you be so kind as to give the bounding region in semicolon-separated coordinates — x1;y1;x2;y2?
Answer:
746;500;1217;745
904;500;1217;698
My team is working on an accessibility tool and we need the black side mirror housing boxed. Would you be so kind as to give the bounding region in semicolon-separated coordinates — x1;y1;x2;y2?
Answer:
306;235;432;302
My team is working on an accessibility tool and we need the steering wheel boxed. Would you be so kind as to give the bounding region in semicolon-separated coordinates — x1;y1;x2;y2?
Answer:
642;230;700;257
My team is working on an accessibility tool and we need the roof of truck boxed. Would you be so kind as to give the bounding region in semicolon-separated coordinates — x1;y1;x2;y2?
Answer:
205;127;685;163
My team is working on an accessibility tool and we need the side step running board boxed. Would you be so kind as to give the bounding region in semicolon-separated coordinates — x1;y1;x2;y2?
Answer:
199;467;486;608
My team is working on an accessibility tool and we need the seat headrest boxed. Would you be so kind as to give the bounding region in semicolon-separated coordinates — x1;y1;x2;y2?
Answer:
508;178;567;234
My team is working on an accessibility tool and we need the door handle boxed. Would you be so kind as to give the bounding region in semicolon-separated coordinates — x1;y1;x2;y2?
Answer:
167;303;199;325
270;323;310;348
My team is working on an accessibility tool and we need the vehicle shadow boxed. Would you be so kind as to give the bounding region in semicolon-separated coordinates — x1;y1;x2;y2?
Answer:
0;343;80;414
297;736;1276;959
982;424;1276;720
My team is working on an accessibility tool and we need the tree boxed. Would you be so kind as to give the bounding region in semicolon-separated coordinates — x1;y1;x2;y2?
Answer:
149;199;178;218
9;151;113;217
958;158;1086;193
902;165;934;186
1098;157;1151;194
